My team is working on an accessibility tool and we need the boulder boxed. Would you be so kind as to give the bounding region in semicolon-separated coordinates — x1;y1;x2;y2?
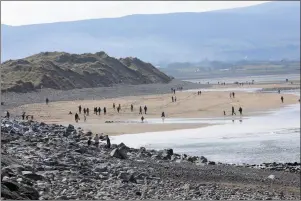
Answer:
22;173;44;181
117;172;137;183
110;147;128;159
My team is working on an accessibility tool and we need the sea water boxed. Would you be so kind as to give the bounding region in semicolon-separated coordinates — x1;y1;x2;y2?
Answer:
112;90;300;165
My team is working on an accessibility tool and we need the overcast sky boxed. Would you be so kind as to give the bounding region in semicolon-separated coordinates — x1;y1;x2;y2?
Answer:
2;1;268;26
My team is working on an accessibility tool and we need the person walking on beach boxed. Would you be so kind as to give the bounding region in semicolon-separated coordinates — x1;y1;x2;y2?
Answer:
238;107;243;115
113;103;116;110
144;105;147;114
75;113;79;123
117;106;120;113
103;107;107;115
281;96;284;103
278;89;281;94
87;108;89;116
175;97;177;102
197;91;199;95
141;116;145;123
83;108;86;115
232;106;236;116
173;89;176;94
199;91;202;96
172;96;174;102
94;134;100;148
46;98;49;105
78;105;82;114
223;111;226;116
131;104;134;112
232;92;235;98
139;106;142;114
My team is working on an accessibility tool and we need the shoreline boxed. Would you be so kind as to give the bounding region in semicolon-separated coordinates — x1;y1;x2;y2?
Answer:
7;85;300;136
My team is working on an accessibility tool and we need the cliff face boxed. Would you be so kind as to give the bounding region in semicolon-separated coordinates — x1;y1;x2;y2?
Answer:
1;51;172;93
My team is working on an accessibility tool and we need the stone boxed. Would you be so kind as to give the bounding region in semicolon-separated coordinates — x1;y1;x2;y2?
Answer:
22;173;45;181
117;172;137;183
94;164;108;172
110;147;128;159
200;156;208;163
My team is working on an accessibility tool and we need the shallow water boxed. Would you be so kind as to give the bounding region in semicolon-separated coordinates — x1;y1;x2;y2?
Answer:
185;87;262;93
184;74;300;84
112;90;300;165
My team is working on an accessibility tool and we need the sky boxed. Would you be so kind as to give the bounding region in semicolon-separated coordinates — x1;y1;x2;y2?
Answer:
1;1;268;26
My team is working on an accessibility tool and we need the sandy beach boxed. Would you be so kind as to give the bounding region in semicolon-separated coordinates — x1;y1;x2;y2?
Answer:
8;82;300;135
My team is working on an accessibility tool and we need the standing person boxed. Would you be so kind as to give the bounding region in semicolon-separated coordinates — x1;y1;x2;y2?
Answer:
87;108;89;116
175;97;177;102
98;107;101;115
232;92;235;98
197;91;199;95
87;137;92;146
46;98;49;105
281;96;284;103
172;96;174;102
75;113;79;123
199;91;202;95
22;112;26;120
113;103;116;110
6;111;10;119
94;134;100;148
94;107;96;114
117;106;120;113
141;116;145;123
103;107;107;115
118;104;121;111
78;105;82;114
144;105;147;114
106;135;111;149
238;107;243;115
278;89;281;94
223;111;226;116
83;108;86;115
131;104;134;112
161;112;165;122
139;106;142;114
173;89;176;94
232;106;236;116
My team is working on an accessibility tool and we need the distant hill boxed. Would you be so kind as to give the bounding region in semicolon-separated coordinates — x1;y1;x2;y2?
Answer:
1;52;172;93
1;1;300;63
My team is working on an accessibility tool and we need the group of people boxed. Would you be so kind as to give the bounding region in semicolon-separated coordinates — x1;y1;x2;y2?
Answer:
88;133;111;148
223;106;243;116
171;96;177;102
229;92;236;98
197;91;202;95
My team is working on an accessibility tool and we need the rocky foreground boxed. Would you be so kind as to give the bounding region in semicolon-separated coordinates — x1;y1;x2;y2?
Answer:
1;119;300;200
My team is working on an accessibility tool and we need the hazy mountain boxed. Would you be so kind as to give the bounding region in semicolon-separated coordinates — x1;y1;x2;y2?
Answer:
1;51;172;92
1;1;300;63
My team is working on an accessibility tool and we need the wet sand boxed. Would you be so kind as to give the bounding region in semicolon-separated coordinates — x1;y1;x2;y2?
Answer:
9;82;300;136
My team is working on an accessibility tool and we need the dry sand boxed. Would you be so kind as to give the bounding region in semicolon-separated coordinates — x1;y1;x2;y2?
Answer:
9;82;300;136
